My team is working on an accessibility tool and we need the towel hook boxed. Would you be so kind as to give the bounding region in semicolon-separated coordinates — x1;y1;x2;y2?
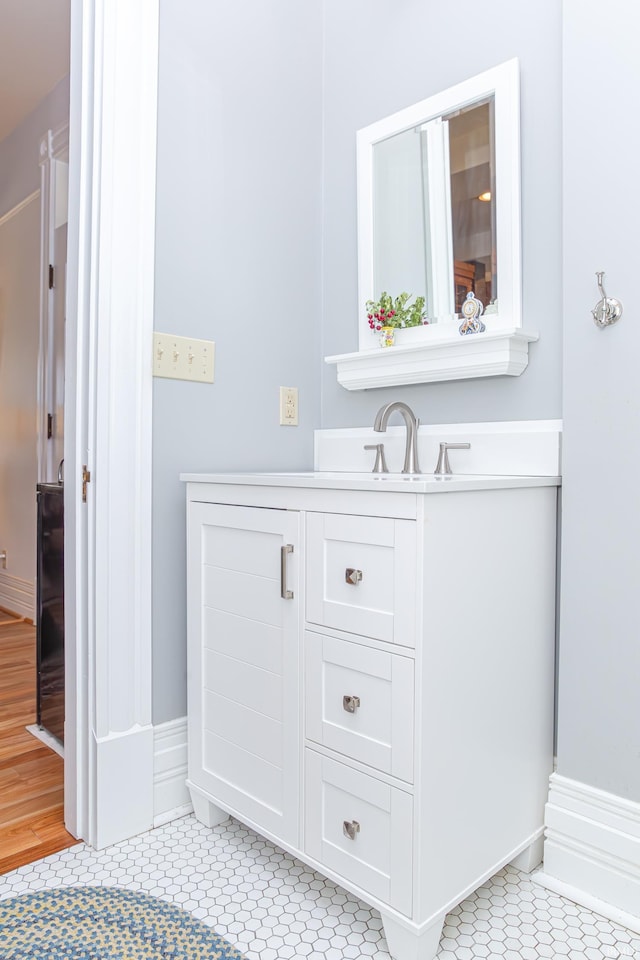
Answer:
592;271;623;328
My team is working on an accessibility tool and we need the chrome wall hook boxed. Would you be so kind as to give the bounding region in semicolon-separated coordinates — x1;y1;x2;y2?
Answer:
592;271;623;328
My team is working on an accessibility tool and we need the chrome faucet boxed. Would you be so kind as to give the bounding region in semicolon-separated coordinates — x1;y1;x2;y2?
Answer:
373;401;421;474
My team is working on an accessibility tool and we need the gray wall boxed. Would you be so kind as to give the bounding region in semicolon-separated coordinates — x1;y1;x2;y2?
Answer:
320;0;562;428
153;0;323;722
0;184;40;616
153;0;566;724
557;0;640;801
0;75;70;218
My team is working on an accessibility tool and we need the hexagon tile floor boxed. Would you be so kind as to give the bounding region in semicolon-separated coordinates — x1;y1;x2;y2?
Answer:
1;815;639;960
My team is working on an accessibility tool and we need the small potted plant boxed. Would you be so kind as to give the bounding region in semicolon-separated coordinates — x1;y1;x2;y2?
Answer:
366;291;428;347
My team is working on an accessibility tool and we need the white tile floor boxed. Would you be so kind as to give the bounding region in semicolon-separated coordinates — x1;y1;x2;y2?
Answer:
1;814;639;960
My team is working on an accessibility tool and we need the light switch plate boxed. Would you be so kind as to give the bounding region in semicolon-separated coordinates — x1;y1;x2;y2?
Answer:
153;333;214;383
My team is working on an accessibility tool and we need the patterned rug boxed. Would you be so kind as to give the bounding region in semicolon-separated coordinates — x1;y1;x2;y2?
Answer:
0;886;245;959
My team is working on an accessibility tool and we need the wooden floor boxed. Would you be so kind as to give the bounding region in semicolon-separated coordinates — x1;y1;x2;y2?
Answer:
0;617;76;874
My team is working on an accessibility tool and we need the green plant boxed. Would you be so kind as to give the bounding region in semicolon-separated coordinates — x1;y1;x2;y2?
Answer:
366;291;427;332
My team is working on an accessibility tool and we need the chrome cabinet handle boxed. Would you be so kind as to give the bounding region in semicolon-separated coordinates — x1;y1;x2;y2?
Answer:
343;820;360;840
280;544;294;599
345;568;363;585
343;695;360;713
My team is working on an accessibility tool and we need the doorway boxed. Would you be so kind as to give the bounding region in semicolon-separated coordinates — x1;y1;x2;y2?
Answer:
0;2;72;868
2;0;160;857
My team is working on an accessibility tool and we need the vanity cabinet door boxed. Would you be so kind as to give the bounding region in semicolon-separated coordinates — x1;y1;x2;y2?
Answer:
306;513;417;647
187;501;301;847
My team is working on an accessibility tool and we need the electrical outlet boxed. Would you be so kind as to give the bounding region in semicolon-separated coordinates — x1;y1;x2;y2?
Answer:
279;386;298;426
153;333;214;383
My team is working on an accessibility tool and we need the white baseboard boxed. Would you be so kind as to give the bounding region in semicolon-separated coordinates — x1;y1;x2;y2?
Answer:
533;871;640;935
26;724;64;758
154;802;194;828
0;571;35;621
94;724;155;849
542;773;640;925
153;716;192;826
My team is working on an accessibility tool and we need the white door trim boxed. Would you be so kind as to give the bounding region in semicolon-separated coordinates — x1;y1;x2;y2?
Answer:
65;0;159;848
38;122;69;484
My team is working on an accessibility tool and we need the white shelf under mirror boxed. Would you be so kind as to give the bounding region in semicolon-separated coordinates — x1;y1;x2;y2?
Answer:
326;59;538;389
326;326;538;390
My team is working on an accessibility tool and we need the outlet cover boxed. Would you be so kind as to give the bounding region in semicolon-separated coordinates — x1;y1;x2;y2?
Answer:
279;386;298;426
153;333;214;383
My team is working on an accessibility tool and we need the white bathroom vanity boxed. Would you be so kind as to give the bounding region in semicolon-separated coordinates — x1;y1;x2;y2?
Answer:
183;429;559;960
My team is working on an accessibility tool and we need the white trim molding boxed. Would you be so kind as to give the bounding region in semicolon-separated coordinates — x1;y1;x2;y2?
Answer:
38;123;70;484
0;572;36;621
537;774;640;929
39;122;70;165
325;328;538;390
64;0;159;849
0;190;40;227
153;717;192;826
26;724;64;758
91;0;158;848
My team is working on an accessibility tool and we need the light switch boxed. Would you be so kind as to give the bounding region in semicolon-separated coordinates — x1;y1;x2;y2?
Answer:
153;333;214;383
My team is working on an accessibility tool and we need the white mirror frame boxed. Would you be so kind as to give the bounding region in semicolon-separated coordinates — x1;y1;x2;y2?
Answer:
325;59;538;390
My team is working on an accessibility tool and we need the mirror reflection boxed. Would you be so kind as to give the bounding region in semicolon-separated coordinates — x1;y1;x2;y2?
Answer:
372;97;496;324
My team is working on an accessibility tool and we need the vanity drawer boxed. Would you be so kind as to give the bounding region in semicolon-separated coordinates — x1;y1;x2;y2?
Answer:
304;750;413;915
306;513;416;647
305;631;414;782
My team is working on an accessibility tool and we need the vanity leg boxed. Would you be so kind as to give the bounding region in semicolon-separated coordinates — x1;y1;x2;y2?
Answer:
190;788;229;828
511;834;544;873
381;913;445;960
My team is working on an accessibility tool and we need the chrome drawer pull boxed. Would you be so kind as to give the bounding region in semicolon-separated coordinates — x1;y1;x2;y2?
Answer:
345;568;363;585
342;695;361;713
343;820;360;841
280;544;294;599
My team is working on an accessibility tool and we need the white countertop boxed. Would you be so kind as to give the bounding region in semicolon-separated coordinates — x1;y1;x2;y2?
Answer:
180;471;561;494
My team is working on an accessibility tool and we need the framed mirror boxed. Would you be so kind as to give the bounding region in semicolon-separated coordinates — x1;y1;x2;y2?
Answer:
372;98;496;325
326;59;536;389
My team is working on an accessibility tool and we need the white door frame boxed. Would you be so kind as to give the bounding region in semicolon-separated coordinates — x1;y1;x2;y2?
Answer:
64;0;159;848
38;122;69;485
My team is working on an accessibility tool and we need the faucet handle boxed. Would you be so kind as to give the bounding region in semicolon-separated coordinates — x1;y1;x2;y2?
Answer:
434;442;470;476
364;443;389;474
